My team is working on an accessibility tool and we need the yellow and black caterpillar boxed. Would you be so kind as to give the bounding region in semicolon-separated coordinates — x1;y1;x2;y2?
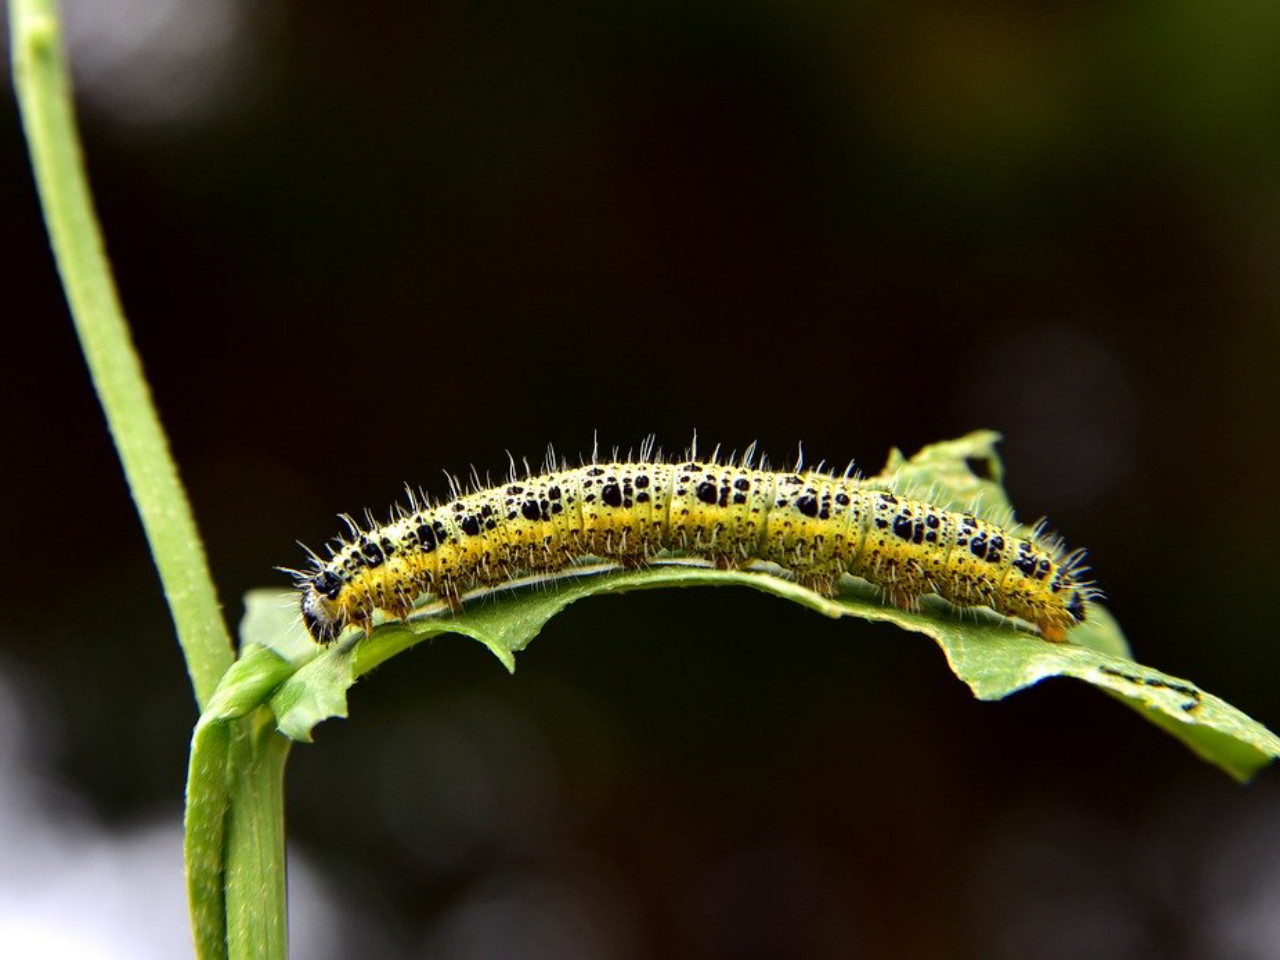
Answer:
293;443;1095;645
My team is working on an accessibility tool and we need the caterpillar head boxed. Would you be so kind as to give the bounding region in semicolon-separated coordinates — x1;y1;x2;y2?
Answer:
300;569;344;644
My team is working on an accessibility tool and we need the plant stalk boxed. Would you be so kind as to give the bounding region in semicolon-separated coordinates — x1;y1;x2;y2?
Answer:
9;0;235;709
10;2;288;956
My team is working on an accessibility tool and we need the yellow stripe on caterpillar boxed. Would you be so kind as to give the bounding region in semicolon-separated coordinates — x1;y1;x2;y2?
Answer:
293;448;1096;645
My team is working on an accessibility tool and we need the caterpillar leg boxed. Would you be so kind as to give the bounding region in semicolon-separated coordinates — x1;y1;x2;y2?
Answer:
883;587;923;613
795;574;838;597
1037;623;1068;643
432;579;464;615
385;597;415;623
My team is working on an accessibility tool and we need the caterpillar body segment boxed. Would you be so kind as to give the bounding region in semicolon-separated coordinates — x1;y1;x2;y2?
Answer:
295;452;1094;646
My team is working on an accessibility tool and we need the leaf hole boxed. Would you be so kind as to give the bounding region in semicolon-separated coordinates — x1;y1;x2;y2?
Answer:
965;456;996;481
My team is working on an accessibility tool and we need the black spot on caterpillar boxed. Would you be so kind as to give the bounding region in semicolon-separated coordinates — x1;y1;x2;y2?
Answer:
289;441;1098;645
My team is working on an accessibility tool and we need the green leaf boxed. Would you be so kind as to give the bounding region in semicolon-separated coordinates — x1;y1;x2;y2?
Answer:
200;645;294;725
867;428;1011;515
235;432;1279;781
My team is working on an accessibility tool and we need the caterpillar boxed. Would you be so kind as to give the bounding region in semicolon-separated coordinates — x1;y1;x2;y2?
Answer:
290;441;1096;646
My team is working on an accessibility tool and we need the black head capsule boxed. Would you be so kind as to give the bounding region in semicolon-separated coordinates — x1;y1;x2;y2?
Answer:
300;578;344;644
313;569;344;600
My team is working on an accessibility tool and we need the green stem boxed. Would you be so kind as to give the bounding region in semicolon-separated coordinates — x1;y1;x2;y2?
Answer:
10;3;285;957
185;646;298;958
225;714;292;960
185;721;232;960
9;0;234;709
186;643;298;960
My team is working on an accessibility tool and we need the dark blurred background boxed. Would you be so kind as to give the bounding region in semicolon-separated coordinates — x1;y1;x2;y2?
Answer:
3;0;1280;956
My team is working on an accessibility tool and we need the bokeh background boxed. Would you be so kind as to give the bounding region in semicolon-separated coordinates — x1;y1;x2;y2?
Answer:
4;1;1280;957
